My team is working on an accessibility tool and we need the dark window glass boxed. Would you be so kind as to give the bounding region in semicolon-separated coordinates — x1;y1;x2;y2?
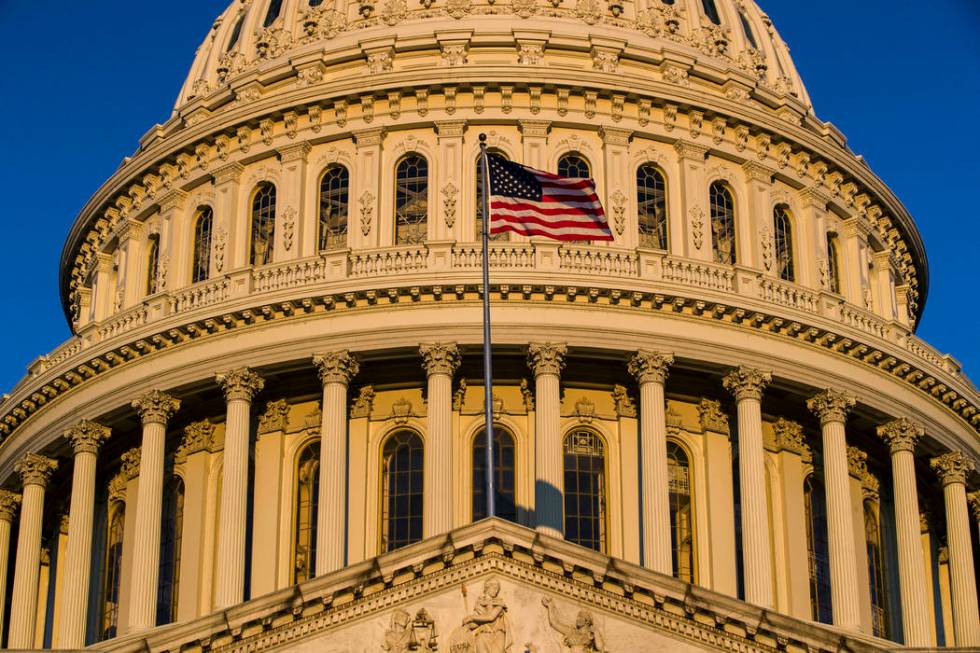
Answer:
472;427;517;523
382;431;424;552
250;182;276;266
100;505;125;640
146;237;160;295
710;182;737;264
804;475;832;624
739;12;758;48
309;0;326;5
667;442;695;582
865;503;890;638
476;152;509;241
318;166;349;251
263;0;284;27
394;155;428;245
773;205;795;282
563;429;606;552
157;476;184;625
294;442;320;583
637;163;669;250
557;153;591;179
192;206;213;283
226;12;246;52
702;0;721;25
827;234;842;294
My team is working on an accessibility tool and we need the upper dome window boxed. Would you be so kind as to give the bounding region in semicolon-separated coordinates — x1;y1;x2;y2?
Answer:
701;0;722;26
557;153;591;180
225;11;246;52
309;0;326;5
739;12;758;48
263;0;284;27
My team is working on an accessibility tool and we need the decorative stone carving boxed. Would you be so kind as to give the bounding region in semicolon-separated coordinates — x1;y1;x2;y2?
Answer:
442;182;459;228
367;47;395;72
391;397;415;424
847;446;868;478
420;343;461;376
520;379;535;412
722;366;772;402
216;368;265;402
449;579;512;652
612;385;636;418
662;63;689;87
177;420;215;460
876;417;923;454
760;227;773;271
806;389;856;425
121;447;141;480
15;452;58;487
609;190;626;235
281;206;297;251
132;389;181;425
575;0;602;25
574;397;595;423
968;491;980;522
314;350;360;385
257;399;291;435
542;597;605;651
528;343;567;377
441;43;468;66
697;399;729;435
107;473;127;503
446;0;472;18
689;207;705;250
300;6;347;40
930;451;975;486
628;350;673;385
591;48;618;73
382;609;413;652
360;190;375;236
452;378;468;411
517;41;544;64
0;489;21;521
351;386;376;418
213;226;228;272
64;419;111;455
772;418;809;457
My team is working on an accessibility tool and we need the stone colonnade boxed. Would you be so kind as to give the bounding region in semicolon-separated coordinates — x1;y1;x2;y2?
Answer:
0;345;977;648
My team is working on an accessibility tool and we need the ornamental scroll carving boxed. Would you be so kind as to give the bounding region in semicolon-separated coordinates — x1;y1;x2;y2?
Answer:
697;399;729;435
689;207;705;250
360;190;376;236
64;420;111;455
132;389;181;426
351;385;376;418
612;385;636;418
0;489;21;521
442;182;459;229
876;417;923;454
722;366;772;402
609;190;626;236
528;343;567;377
15;453;58;488
930;451;975;486
257;399;290;435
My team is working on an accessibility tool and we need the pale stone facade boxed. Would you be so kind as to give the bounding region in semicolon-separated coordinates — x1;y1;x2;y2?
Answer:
0;0;977;651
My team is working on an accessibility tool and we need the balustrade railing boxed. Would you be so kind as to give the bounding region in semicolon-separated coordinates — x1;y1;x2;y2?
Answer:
252;258;329;293
759;278;818;313
169;278;231;313
350;246;429;277
96;305;148;341
662;257;735;292
559;246;638;277
839;305;888;340
452;244;536;269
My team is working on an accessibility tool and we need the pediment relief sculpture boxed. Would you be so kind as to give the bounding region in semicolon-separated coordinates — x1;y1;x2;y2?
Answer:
542;597;605;652
449;579;513;652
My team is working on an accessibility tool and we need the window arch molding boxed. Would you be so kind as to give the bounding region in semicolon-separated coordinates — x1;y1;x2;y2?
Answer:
462;418;527;523
554;151;593;180
549;135;601;176
377;426;426;553
384;140;436;245
561;425;613;553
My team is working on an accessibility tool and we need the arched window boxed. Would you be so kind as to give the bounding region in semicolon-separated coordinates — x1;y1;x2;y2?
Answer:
773;205;795;282
100;504;125;640
309;0;326;5
701;0;722;25
557;153;591;179
381;431;424;552
192;206;213;283
394;154;429;245
157;476;184;625
865;502;890;638
710;181;737;264
476;152;509;241
472;427;517;523
563;429;606;552
637;163;669;250
145;236;161;295
318;165;350;251
293;441;320;583
804;475;832;623
826;234;842;294
739;11;758;48
667;441;695;583
226;11;246;52
263;0;284;27
250;182;276;266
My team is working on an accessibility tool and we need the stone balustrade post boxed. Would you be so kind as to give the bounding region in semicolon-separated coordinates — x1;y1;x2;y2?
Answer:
723;365;774;608
214;368;264;609
628;350;674;574
930;452;979;647
127;390;180;632
313;351;359;575
58;420;112;647
0;490;22;643
420;343;460;538
528;343;567;539
807;389;861;630
876;418;931;647
8;453;58;649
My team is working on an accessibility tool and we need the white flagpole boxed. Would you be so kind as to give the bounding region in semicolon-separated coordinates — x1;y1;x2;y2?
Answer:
478;133;495;519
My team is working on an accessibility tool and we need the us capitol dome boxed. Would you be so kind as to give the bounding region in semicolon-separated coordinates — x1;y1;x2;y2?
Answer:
0;0;977;650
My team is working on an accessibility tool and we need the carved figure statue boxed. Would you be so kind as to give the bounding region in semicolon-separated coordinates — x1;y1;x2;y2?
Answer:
383;609;414;652
449;579;512;652
541;597;605;653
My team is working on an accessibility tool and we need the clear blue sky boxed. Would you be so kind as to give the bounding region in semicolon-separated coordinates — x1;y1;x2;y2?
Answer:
0;1;977;395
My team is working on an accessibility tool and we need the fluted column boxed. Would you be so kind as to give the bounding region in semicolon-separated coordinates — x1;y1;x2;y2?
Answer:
528;343;567;539
214;368;264;609
628;350;674;574
876;418;931;646
8;453;58;649
58;420;112;646
127;390;180;632
313;351;359;575
420;343;460;538
723;365;773;608
807;389;861;630
930;452;979;647
0;490;22;643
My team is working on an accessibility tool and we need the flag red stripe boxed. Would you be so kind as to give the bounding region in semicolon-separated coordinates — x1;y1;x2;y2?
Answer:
491;202;606;218
490;223;615;241
490;214;609;229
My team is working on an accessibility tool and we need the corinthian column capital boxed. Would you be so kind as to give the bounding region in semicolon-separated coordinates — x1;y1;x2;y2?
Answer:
722;365;772;402
132;390;181;425
0;489;21;521
314;350;360;385
527;343;567;377
876;417;923;455
64;420;112;456
930;451;975;487
419;343;461;377
806;388;856;425
216;368;265;402
15;453;58;488
628;350;674;385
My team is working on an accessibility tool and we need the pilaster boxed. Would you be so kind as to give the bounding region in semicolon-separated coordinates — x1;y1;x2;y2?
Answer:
600;127;632;247
673;140;708;259
528;342;566;539
277;142;312;261
352;128;385;249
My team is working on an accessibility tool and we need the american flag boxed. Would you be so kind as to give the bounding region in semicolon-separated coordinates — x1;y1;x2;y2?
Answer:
485;154;613;241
